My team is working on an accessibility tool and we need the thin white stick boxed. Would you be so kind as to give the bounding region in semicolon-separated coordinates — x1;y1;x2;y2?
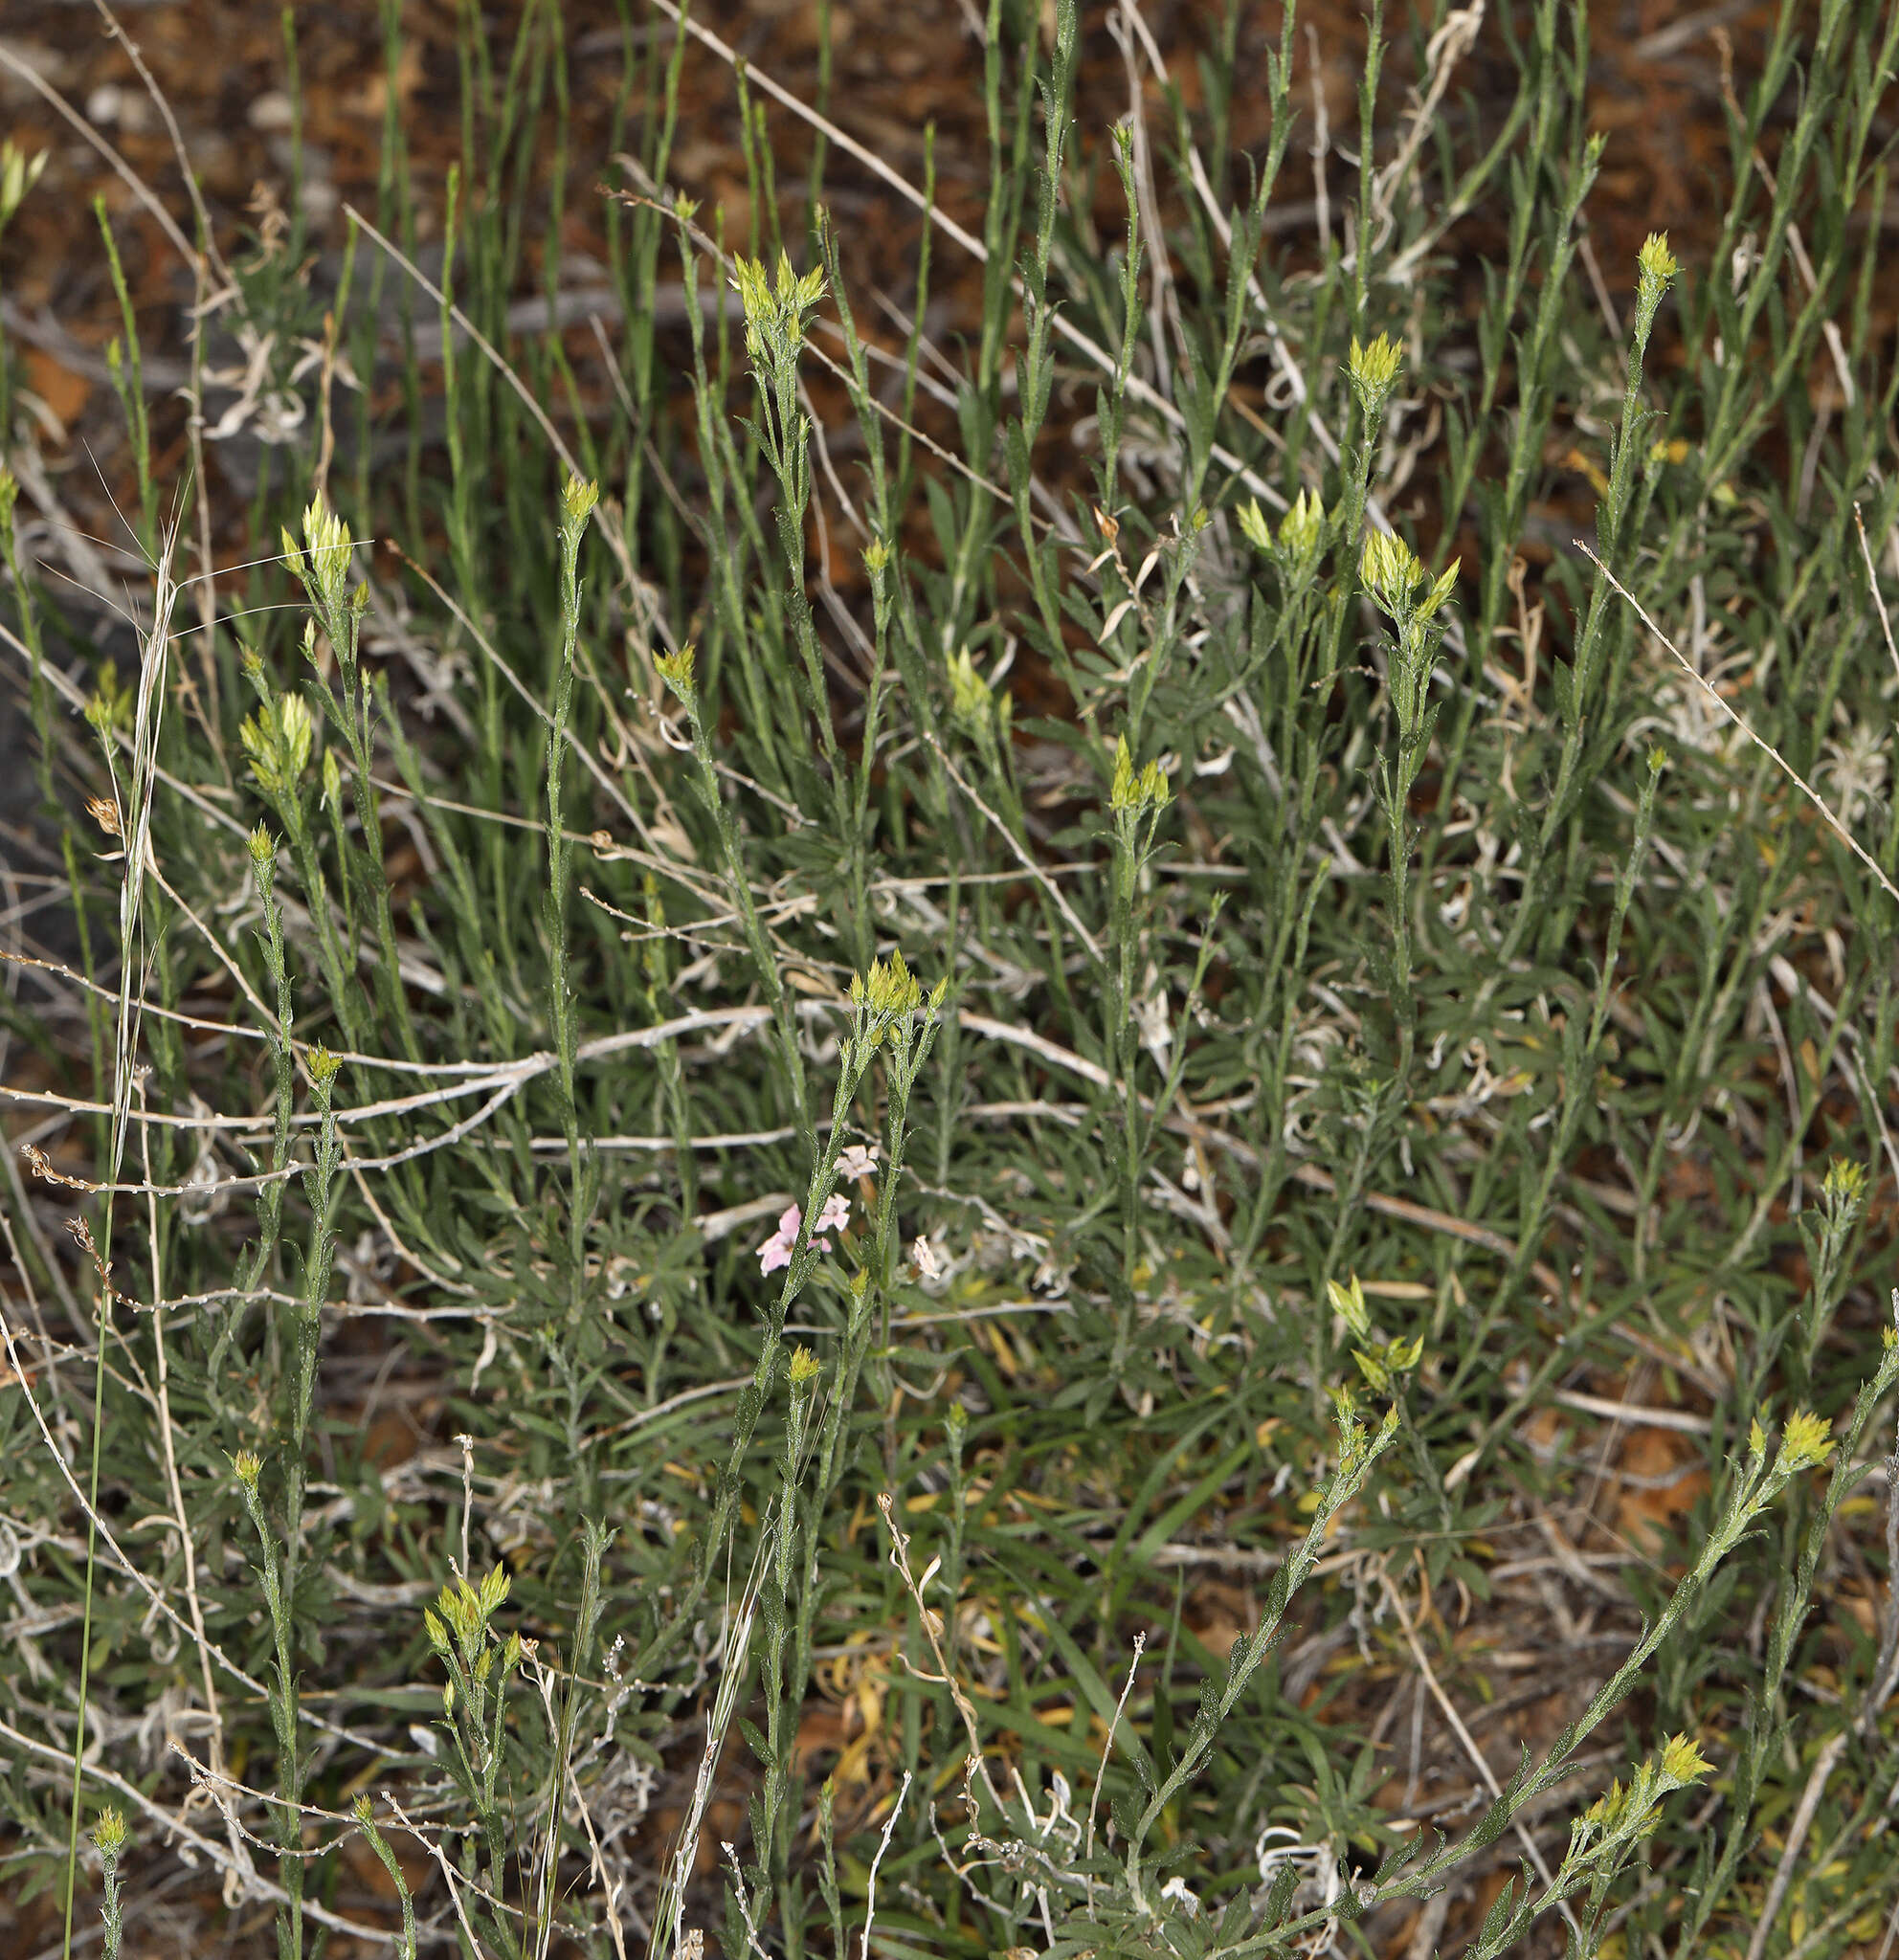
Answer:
643;0;1286;508
860;1770;914;1960
1085;1633;1146;1872
0;1311;389;1757
0;1715;386;1942
1743;1731;1848;1960
923;732;1103;963
1581;543;1899;904
1853;502;1899;687
1380;1571;1580;1940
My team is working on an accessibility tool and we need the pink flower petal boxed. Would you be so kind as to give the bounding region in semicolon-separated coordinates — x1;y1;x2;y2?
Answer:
757;1202;803;1273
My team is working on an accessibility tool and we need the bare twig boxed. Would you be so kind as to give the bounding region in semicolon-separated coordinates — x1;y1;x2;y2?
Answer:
1582;544;1899;904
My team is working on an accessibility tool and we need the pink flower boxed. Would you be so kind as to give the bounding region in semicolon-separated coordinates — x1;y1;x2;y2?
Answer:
757;1194;853;1275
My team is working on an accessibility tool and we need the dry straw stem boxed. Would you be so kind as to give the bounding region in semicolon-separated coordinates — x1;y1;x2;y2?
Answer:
1580;540;1899;905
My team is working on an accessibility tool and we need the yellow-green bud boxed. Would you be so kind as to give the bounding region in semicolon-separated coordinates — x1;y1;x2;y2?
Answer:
1235;499;1274;554
279;694;313;780
239;694;314;798
0;142;49;230
561;474;600;532
1584;1778;1626;1833
1327;1273;1372;1341
1821;1158;1866;1213
91;1807;127;1860
1277;488;1325;565
1347;332;1403;418
654;643;697;705
1352;1332;1422;1396
1637;232;1679;295
84;664;132;736
854;949;924;1018
1657;1733;1711;1789
788;1346;821;1386
947;648;993;734
1108;736;1169;816
232;1449;263;1490
1775;1409;1834;1476
478;1561;510;1618
1360;529;1424;615
730;255;773;329
302;496;352;599
1416;558;1461;621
